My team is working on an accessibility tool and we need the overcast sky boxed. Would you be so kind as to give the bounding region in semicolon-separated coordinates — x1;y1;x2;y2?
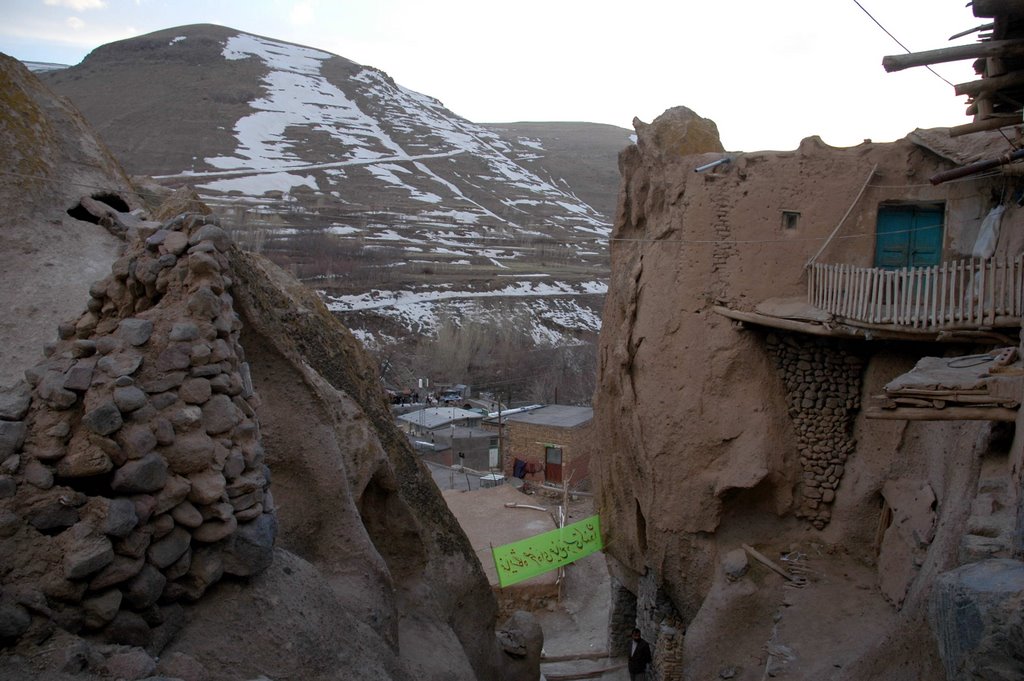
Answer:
1;0;985;151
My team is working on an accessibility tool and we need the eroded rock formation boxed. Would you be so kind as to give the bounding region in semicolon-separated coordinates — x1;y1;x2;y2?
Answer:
1;55;534;681
2;214;273;654
594;106;1024;680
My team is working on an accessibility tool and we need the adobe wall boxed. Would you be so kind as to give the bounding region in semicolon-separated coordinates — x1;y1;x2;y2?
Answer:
502;421;593;489
592;107;1023;680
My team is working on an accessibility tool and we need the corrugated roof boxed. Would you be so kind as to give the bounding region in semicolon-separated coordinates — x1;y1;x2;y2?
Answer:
397;407;481;430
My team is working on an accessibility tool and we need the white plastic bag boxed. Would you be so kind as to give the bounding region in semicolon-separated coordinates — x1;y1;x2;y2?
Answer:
972;204;1005;259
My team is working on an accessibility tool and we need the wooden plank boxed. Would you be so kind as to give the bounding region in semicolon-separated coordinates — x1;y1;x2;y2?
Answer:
940;261;948;325
808;264;815;309
866;406;1018;421
959;259;967;324
1017;256;1023;317
905;268;913;326
930;266;938;328
830;264;839;314
857;268;868;320
742;544;800;583
843;265;852;317
921;266;929;327
979;258;988;326
885;388;991;397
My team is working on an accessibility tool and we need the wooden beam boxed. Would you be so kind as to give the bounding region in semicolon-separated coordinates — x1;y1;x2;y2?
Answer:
949;115;1023;137
950;23;995;41
955;70;1024;97
930;147;1024;183
883;40;1024;73
865;406;1018;421
972;0;1024;19
713;305;1022;343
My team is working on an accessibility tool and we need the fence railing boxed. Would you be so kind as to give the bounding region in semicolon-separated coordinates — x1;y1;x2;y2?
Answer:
807;256;1024;329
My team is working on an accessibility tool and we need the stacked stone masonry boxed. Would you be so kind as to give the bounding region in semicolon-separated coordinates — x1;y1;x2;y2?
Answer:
765;333;864;528
0;212;275;650
636;568;683;681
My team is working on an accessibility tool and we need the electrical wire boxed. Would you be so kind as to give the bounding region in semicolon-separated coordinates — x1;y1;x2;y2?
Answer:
851;0;956;89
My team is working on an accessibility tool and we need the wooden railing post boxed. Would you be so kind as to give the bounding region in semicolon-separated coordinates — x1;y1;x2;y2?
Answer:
806;257;1021;331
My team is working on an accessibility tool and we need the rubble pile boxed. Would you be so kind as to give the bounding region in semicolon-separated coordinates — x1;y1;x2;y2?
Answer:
0;212;275;652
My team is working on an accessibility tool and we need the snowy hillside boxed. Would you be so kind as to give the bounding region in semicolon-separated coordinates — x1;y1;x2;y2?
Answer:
155;31;609;237
41;24;627;394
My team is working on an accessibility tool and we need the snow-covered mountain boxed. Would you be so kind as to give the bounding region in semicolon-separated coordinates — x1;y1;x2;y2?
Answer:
40;25;631;396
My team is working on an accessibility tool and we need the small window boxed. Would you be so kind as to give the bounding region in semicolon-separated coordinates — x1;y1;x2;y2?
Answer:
782;210;800;230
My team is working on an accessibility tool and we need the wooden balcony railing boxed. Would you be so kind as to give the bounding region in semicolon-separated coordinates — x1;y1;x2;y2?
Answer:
807;257;1024;329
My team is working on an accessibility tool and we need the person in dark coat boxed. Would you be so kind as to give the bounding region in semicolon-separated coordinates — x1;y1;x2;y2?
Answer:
627;628;652;680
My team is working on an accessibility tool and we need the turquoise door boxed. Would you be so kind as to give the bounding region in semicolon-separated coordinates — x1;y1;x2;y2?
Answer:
874;205;944;269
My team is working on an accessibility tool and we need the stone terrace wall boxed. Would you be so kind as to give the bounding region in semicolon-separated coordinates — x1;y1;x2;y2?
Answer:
765;333;864;528
0;213;274;651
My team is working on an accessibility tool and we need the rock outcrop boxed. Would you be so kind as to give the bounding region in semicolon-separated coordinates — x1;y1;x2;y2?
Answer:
0;53;137;389
2;213;273;655
593;106;1024;680
0;55;531;681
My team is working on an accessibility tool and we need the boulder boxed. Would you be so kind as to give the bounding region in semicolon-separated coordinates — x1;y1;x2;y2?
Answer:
0;382;31;421
221;512;276;577
147;526;191;569
497;610;544;681
63;532;115;580
0;420;26;458
111;452;168;494
81;589;122;629
103;648;157;680
82;400;123;436
125;564;168;610
101;497;139;537
929;558;1024;681
116;318;154;347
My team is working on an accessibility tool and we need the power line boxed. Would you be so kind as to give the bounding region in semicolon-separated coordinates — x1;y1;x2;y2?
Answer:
851;0;956;88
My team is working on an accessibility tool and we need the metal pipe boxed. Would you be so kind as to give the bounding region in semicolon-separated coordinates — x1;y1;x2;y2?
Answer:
694;157;731;173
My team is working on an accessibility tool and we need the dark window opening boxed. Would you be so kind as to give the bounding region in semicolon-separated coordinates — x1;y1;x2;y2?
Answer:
781;210;800;230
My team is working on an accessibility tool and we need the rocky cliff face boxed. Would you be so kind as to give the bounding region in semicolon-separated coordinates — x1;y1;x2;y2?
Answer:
0;54;137;389
593;107;1024;680
0;53;534;681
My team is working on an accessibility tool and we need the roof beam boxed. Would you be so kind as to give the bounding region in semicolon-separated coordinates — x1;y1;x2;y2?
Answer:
947;114;1023;137
883;39;1024;73
955;70;1024;96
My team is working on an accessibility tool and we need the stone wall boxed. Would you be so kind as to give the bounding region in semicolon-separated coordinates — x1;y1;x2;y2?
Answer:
764;333;864;528
0;213;274;650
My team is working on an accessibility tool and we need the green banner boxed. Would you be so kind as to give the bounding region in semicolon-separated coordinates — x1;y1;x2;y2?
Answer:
492;515;603;588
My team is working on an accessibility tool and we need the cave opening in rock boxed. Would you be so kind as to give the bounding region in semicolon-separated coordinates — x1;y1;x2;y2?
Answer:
636;499;648;553
358;468;428;583
66;192;130;223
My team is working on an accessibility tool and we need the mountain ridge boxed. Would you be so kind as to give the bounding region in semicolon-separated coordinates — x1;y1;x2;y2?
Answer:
38;24;631;400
